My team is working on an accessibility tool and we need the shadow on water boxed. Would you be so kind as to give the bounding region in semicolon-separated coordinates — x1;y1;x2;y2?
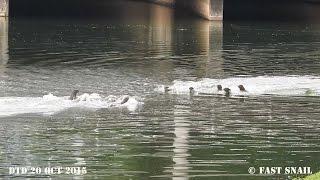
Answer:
224;0;320;22
222;22;320;76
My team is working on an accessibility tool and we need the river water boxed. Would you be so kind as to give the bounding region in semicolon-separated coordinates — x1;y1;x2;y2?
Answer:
0;1;320;179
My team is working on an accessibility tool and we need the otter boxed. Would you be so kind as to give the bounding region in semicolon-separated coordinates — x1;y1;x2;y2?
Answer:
189;87;195;95
120;96;130;104
238;85;247;92
164;86;171;93
69;90;79;100
224;88;231;97
217;85;222;91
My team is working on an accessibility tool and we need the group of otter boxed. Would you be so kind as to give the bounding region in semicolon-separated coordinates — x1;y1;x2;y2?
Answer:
69;85;246;102
165;84;247;97
223;85;247;97
69;90;130;104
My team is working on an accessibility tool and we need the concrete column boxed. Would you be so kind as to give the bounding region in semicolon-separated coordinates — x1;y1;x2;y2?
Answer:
210;0;223;20
0;0;9;17
176;0;223;21
0;17;8;72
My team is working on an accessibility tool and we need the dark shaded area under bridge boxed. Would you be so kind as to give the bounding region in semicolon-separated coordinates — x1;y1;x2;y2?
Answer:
8;0;320;21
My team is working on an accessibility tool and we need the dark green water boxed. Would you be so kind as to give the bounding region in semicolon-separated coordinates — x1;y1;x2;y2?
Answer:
0;1;320;179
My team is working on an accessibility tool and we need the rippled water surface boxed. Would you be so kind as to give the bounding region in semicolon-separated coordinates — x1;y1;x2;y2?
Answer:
1;1;320;179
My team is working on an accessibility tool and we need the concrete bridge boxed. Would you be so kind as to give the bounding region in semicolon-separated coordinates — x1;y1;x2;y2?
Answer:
1;0;320;21
1;0;224;20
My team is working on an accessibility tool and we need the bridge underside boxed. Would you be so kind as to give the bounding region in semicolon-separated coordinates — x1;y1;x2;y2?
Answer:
1;0;225;20
1;0;320;21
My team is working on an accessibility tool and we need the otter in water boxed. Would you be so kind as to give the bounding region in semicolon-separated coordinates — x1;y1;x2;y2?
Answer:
120;96;130;104
164;86;171;93
224;88;231;97
69;90;79;100
238;85;247;92
217;85;222;91
189;87;195;95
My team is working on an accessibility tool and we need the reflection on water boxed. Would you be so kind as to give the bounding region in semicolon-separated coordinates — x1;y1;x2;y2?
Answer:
172;104;191;180
0;1;320;179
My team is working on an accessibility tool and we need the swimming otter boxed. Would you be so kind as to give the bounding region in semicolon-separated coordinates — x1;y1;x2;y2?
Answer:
238;85;247;92
120;96;130;104
224;88;231;97
69;90;79;100
189;87;195;95
164;86;171;93
217;85;222;91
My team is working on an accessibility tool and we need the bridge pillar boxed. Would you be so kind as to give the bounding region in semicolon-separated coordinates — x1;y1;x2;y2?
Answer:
210;0;223;20
176;0;223;21
0;0;9;17
0;17;8;68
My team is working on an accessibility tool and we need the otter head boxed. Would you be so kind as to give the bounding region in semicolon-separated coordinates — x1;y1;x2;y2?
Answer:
224;88;231;97
73;90;79;94
189;87;195;93
164;86;171;92
224;88;230;93
238;85;246;92
217;85;222;91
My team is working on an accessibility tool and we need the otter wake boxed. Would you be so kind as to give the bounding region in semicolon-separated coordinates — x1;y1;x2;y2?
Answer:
0;93;142;117
156;76;320;96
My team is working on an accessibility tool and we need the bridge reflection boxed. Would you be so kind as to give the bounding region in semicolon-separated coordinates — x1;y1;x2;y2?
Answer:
104;2;224;81
7;1;320;77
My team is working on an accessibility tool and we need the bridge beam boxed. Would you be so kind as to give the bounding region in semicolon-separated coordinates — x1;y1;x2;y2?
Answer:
147;0;175;7
0;0;9;17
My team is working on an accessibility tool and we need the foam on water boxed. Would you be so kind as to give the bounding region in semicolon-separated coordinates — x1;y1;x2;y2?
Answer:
0;93;142;117
156;76;320;97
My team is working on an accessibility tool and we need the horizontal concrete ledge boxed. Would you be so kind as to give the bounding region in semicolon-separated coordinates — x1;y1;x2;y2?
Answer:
145;0;223;20
209;15;223;21
145;0;175;7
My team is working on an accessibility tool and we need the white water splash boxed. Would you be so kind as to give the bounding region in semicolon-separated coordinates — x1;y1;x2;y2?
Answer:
156;76;320;97
0;93;142;117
